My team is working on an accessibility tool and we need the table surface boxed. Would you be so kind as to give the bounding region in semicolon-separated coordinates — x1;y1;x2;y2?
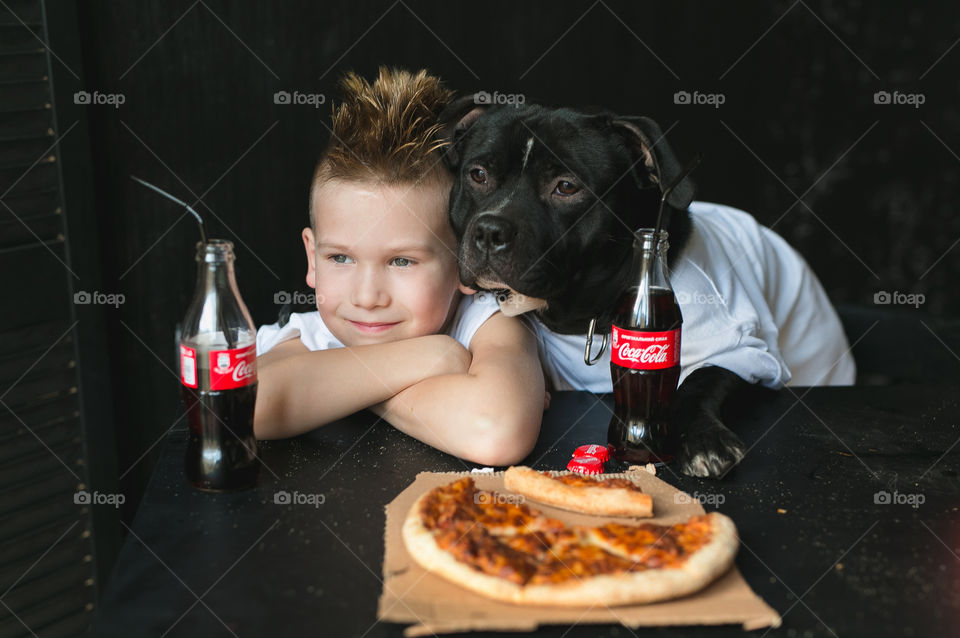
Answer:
91;386;960;638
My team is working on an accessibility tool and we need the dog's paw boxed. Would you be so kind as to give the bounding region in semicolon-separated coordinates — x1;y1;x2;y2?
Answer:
677;417;746;479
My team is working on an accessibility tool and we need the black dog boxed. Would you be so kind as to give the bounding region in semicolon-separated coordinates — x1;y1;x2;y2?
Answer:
439;98;772;478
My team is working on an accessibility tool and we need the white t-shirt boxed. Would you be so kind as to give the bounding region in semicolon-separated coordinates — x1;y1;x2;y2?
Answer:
256;291;500;355
534;201;856;392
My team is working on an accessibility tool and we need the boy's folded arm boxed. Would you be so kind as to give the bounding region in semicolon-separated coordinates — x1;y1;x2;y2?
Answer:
254;334;470;440
371;313;545;466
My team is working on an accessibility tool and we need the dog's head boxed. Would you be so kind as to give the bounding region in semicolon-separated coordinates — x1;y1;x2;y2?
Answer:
440;99;695;334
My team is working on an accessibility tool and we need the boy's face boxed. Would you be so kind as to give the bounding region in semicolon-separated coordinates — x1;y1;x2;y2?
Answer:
302;178;468;347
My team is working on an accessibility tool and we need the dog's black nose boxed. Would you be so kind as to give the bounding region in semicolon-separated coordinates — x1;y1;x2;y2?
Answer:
473;214;516;253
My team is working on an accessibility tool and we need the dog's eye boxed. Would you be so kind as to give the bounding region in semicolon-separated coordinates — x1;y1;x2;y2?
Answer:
555;180;580;196
469;168;488;185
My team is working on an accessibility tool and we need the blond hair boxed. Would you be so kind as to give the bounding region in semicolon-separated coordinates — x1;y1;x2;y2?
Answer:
310;67;454;224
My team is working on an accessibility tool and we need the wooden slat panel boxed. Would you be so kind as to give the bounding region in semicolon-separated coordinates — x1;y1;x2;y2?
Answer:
0;187;59;218
0;572;92;636
0;536;90;593
0;109;51;138
0;135;55;164
0;1;43;26
0;333;74;388
0;51;46;84
0;25;44;52
0;371;76;411
0;438;82;488
0;496;80;543
0;3;100;636
25;609;93;638
0;416;81;464
0;243;71;332
0;394;78;438
0;516;87;566
0;320;72;357
0;156;58;195
0;338;75;390
0;462;82;516
0;212;62;249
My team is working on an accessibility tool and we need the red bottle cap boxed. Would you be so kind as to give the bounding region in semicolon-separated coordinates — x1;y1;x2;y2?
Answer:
572;444;611;463
566;456;604;475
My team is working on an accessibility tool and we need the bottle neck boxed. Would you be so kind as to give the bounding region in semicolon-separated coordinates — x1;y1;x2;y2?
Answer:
629;229;671;291
613;229;681;333
194;242;240;307
184;240;253;351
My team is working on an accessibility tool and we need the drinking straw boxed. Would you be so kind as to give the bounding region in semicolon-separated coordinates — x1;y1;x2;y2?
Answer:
653;153;703;237
130;176;237;351
130;176;207;244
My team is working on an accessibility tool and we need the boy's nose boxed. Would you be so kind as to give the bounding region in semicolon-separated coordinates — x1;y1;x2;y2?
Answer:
351;268;389;310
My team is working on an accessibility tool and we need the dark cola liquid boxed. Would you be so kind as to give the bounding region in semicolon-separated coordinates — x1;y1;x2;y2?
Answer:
182;383;260;491
608;287;681;465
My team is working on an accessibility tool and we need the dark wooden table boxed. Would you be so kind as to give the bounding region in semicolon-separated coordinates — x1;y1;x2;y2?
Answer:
91;386;960;637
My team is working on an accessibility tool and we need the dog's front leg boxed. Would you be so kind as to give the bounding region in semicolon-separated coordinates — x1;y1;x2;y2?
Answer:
671;367;749;478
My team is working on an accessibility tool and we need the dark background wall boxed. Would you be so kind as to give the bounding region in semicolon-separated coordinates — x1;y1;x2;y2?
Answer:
60;1;959;518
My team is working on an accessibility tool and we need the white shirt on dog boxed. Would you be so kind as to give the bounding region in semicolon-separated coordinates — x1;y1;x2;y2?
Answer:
256;291;500;355
534;201;856;392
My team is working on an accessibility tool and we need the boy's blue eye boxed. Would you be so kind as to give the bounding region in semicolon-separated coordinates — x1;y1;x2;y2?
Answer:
391;257;413;267
330;254;353;264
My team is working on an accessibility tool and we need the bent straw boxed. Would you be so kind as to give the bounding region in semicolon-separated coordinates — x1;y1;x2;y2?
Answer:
130;176;207;245
653;152;703;237
130;176;238;351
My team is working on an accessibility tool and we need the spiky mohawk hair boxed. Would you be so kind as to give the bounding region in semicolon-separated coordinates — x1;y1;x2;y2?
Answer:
310;67;454;222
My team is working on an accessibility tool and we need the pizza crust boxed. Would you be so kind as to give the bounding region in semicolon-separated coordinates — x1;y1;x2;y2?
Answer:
402;489;738;607
503;466;654;517
402;491;526;601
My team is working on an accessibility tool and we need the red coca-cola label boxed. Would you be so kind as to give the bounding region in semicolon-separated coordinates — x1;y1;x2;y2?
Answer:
610;326;681;370
209;345;258;390
180;345;197;388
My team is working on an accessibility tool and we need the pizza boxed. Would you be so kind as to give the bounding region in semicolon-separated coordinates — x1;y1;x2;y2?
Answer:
402;476;738;606
504;465;654;517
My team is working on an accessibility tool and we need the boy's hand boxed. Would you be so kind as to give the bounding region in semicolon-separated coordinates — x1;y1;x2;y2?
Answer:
373;312;544;466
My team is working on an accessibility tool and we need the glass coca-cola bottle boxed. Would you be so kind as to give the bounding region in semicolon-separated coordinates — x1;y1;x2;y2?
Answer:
607;229;682;465
179;240;260;491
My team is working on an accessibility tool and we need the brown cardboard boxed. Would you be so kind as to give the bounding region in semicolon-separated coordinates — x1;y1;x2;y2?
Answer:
378;470;781;636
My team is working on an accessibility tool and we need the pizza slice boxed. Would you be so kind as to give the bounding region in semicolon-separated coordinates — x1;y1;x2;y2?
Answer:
581;518;716;569
504;465;654;517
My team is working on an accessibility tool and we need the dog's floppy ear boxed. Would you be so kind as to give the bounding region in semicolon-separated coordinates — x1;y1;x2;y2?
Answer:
438;95;489;167
612;116;695;211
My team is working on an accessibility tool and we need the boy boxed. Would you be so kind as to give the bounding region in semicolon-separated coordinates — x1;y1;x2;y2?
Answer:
254;68;544;466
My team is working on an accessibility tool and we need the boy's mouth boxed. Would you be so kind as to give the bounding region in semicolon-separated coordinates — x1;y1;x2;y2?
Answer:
346;319;401;334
